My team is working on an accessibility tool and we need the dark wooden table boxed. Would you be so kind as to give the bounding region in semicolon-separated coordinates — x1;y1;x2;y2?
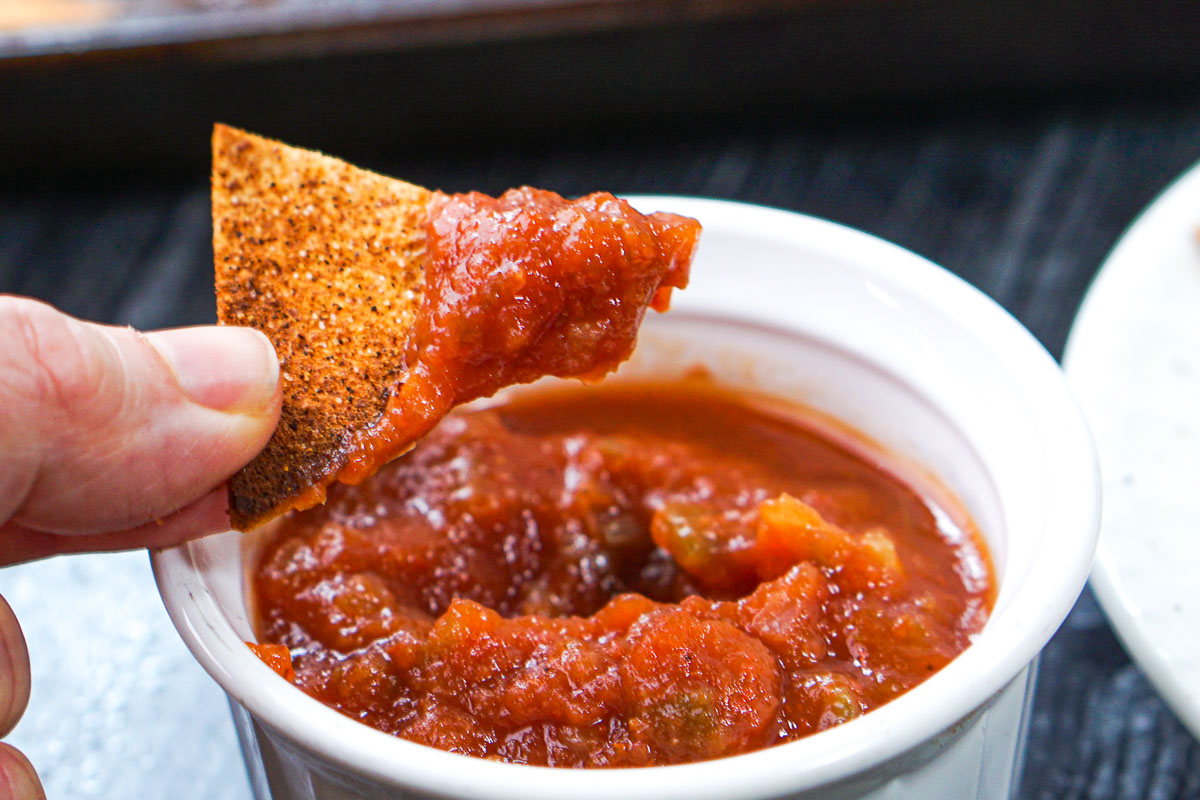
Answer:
2;80;1199;798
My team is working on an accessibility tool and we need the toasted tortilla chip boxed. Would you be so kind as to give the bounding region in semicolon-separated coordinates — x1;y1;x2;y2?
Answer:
212;124;430;530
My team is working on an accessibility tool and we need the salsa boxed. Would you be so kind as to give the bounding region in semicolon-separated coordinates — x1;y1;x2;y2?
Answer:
250;380;993;767
331;188;699;488
213;128;700;529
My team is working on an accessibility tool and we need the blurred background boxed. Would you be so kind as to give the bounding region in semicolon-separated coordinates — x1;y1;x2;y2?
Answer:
3;0;1200;178
3;1;1200;798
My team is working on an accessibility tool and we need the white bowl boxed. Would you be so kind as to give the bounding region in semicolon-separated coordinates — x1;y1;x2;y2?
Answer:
153;197;1099;800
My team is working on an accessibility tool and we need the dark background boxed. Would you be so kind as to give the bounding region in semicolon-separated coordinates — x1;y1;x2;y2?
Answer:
2;1;1200;797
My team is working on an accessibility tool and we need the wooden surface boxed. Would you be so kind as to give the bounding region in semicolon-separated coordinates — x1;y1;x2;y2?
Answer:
5;1;1200;180
2;83;1200;798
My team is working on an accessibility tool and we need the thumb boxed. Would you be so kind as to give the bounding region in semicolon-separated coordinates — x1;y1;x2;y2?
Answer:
0;296;280;536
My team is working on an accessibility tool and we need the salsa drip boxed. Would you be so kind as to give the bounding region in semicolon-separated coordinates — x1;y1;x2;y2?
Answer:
251;382;993;767
331;188;699;488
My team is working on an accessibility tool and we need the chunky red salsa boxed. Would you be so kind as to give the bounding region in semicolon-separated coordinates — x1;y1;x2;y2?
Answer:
331;188;698;489
250;380;992;767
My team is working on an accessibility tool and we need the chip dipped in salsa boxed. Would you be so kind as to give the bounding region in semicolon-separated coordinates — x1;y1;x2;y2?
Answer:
248;379;994;767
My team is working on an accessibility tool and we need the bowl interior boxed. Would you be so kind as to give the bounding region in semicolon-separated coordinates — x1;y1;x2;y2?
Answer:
153;197;1098;800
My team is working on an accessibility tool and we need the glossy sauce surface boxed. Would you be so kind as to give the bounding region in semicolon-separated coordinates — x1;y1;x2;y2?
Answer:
334;188;699;486
252;381;993;766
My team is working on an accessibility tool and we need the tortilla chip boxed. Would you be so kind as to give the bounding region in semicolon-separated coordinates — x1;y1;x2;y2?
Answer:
212;124;430;530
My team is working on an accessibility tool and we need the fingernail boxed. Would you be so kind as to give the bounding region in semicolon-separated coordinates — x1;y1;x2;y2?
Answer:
146;327;279;413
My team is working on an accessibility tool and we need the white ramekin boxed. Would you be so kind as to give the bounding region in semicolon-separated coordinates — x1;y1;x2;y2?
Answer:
153;197;1099;800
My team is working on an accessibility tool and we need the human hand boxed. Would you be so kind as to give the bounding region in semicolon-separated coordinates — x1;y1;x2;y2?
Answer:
0;296;281;798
